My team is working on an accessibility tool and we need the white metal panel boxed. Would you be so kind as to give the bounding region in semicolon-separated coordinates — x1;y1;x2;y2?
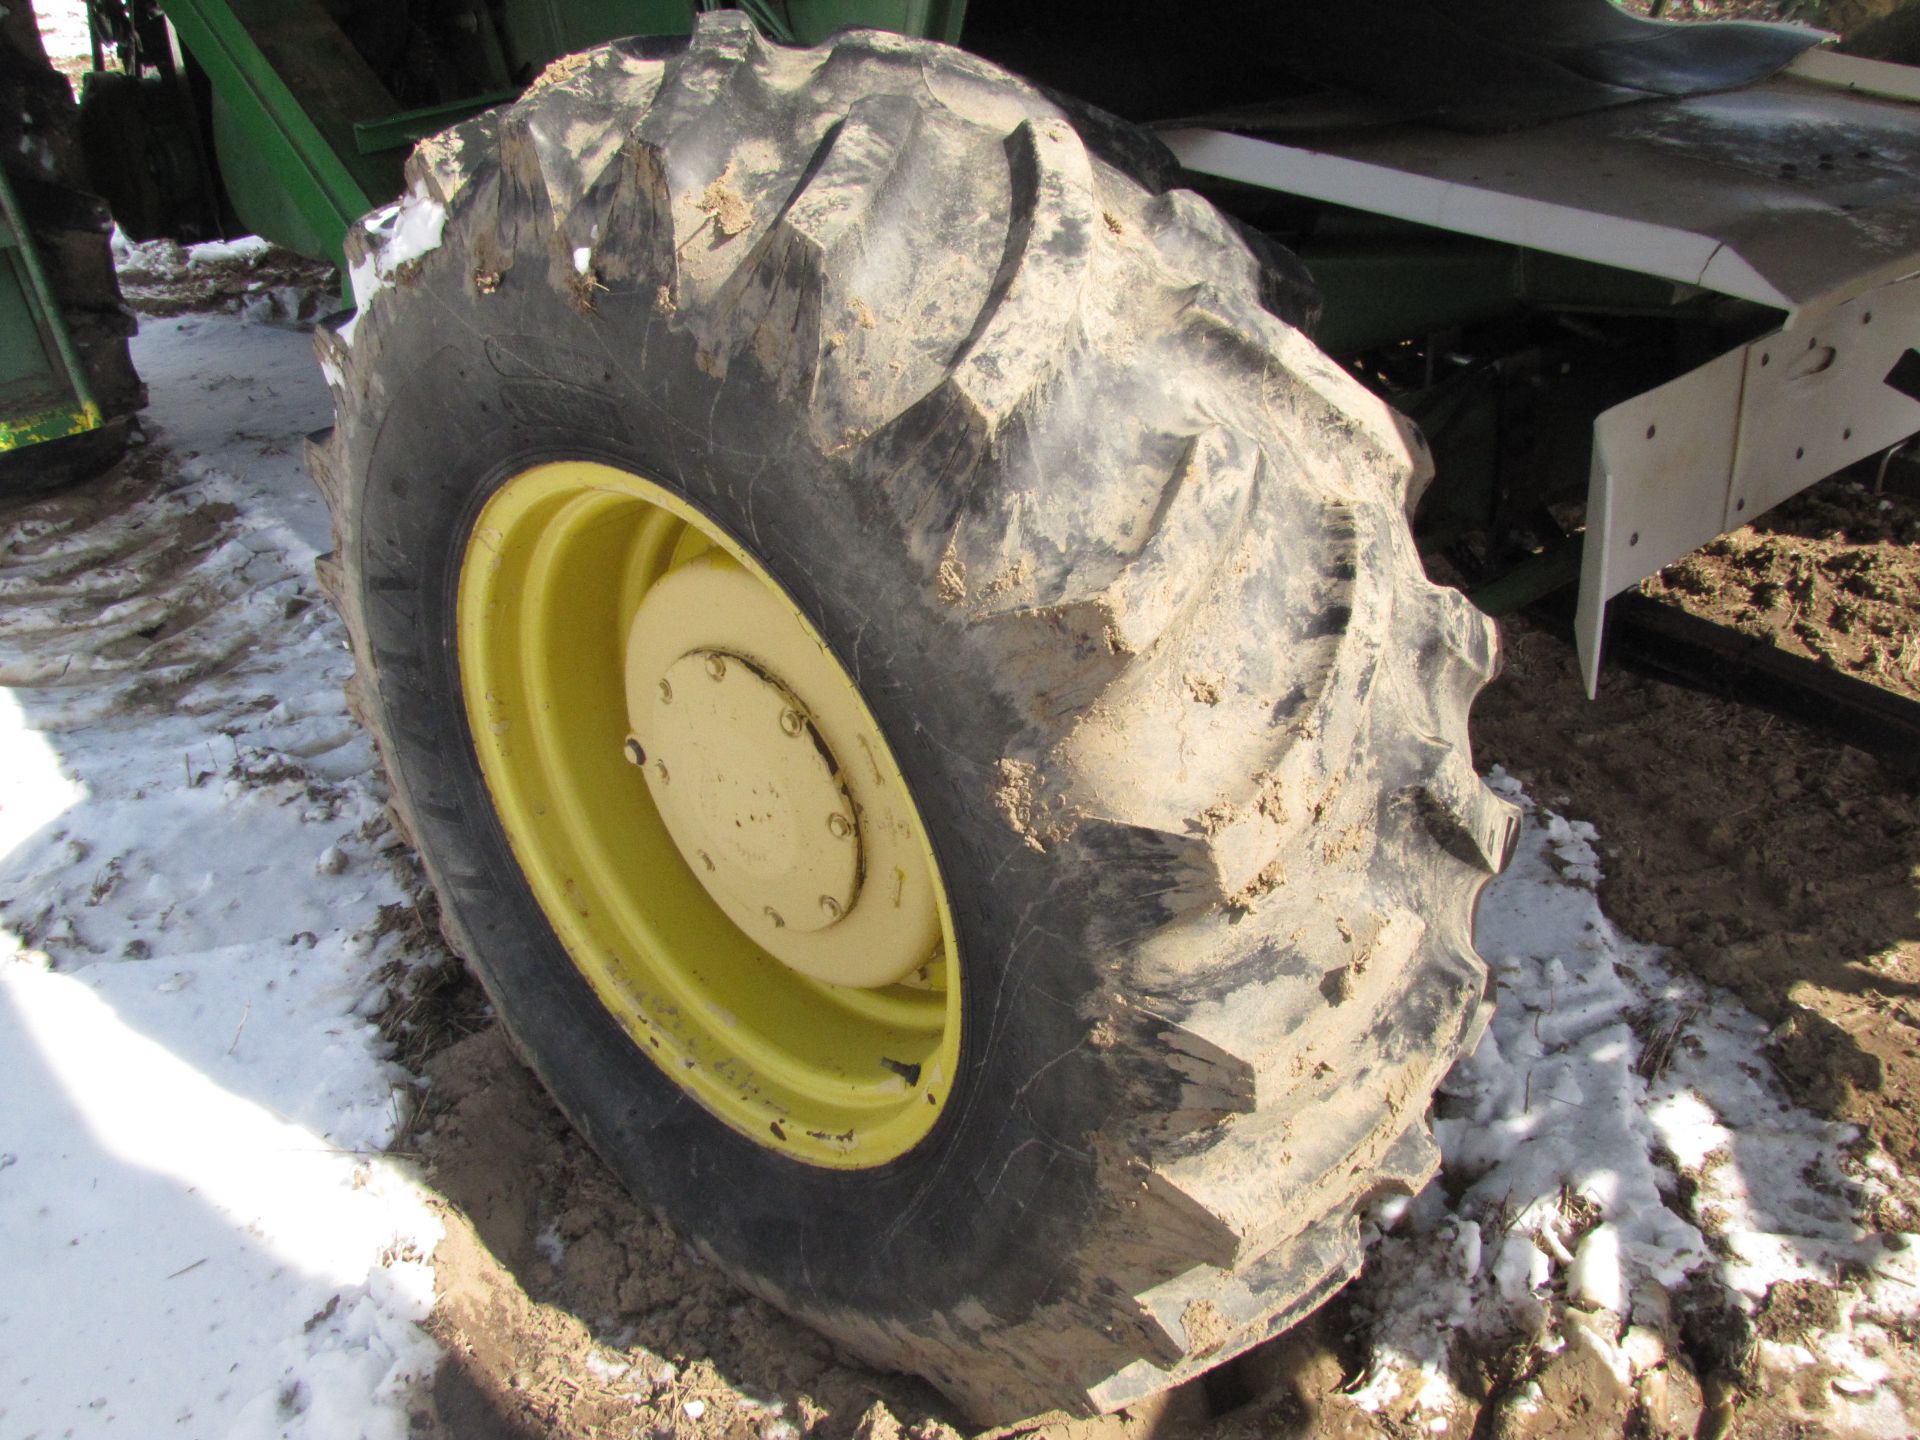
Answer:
1576;269;1920;694
1732;275;1920;521
1164;73;1920;318
1576;348;1748;696
1161;127;1780;306
1788;48;1920;105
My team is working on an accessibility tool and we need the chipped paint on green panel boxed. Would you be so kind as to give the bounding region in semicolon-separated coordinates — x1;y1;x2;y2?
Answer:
0;400;103;453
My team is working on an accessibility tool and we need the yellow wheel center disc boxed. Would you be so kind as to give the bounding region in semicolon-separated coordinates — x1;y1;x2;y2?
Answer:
643;648;860;940
624;554;940;988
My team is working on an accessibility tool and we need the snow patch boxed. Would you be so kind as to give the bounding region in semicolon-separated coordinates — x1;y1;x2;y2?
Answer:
187;234;275;267
347;184;448;317
0;313;445;1439
1348;771;1920;1428
32;0;89;62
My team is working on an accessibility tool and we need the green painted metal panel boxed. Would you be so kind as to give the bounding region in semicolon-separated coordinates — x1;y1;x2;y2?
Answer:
1306;222;1718;357
1307;239;1525;358
157;0;399;269
0;167;100;455
354;93;522;157
0;398;105;452
1466;539;1583;615
0;262;57;395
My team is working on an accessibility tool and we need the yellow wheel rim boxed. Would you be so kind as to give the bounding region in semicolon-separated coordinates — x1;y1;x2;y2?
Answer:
457;460;961;1166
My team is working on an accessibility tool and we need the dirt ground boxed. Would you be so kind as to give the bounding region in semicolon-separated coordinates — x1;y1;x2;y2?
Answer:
1552;474;1920;1177
1641;475;1920;704
115;240;339;323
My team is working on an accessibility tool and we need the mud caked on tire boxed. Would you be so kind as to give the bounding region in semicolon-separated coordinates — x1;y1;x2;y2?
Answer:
311;14;1518;1422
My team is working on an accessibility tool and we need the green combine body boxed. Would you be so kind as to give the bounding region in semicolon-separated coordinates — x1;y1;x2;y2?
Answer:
0;167;102;452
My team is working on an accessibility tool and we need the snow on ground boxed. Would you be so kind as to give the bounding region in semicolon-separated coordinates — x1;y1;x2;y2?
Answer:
1347;775;1920;1433
113;231;277;273
31;0;89;63
0;308;442;1439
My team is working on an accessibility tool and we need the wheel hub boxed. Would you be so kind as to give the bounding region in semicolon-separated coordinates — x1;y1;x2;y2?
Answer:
623;552;939;988
642;648;860;941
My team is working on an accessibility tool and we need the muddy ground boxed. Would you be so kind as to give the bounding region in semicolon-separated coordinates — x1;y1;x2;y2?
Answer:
115;239;339;323
1643;475;1920;704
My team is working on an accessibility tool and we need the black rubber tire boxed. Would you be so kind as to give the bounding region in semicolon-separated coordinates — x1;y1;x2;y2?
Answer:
1844;3;1920;64
0;7;143;494
310;16;1517;1422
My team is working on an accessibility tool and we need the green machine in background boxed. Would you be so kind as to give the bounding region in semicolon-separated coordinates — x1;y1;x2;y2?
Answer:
0;4;142;489
0;168;102;454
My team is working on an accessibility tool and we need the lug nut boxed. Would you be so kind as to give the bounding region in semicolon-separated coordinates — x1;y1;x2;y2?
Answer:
826;812;852;840
623;737;645;766
779;708;804;737
705;654;727;681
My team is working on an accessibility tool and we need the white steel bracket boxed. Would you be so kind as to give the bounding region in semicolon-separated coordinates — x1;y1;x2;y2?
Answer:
1576;269;1920;694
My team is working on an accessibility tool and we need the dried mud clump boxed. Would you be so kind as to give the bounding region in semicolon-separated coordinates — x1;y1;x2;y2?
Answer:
1640;475;1920;702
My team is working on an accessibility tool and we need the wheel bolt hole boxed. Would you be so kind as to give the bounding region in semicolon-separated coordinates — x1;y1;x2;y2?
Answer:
779;708;804;737
657;678;673;703
696;849;714;872
705;654;727;681
763;906;786;928
826;812;852;839
623;737;646;766
653;759;670;785
819;895;842;920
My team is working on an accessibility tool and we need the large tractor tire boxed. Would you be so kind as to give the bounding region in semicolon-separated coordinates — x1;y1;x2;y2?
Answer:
310;15;1517;1422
